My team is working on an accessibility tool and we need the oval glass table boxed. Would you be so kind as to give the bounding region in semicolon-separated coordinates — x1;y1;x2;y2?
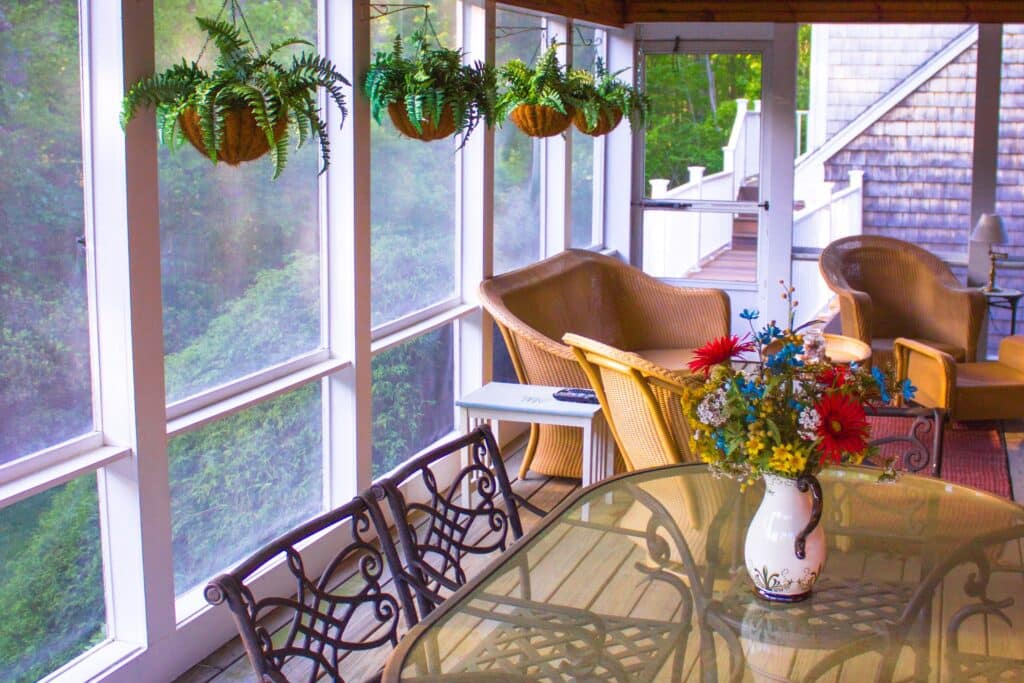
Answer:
383;464;1024;682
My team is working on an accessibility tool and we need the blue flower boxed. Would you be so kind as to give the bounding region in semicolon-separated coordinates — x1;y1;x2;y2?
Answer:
740;308;760;321
901;378;917;401
756;323;783;345
872;367;891;403
714;430;727;451
766;342;804;370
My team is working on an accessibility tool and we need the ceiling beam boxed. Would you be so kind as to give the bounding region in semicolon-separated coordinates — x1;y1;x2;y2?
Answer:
624;1;1024;24
497;0;625;27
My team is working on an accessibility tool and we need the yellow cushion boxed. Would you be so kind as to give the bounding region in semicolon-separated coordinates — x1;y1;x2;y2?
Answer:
634;348;697;373
953;362;1024;421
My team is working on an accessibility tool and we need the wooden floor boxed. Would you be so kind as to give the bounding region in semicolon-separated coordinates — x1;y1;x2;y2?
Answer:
175;423;1024;683
172;442;579;683
684;244;757;282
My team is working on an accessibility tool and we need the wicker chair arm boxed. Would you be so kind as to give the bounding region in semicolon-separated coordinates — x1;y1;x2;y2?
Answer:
835;288;873;343
893;337;956;412
998;335;1024;374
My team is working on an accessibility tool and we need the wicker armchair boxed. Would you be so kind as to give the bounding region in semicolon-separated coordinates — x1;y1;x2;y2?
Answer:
563;333;696;473
819;235;985;368
894;336;1024;423
479;249;729;479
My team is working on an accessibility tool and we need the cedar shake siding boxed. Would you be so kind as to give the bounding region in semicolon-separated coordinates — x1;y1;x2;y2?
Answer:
822;25;1023;350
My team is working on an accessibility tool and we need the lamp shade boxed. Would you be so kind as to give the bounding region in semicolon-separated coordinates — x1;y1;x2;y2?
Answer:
971;213;1008;244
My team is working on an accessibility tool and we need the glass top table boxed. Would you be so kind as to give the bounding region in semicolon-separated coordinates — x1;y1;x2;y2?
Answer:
383;464;1024;682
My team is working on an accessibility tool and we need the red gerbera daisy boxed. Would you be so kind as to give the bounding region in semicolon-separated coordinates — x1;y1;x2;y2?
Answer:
687;335;756;376
815;393;869;464
817;364;848;388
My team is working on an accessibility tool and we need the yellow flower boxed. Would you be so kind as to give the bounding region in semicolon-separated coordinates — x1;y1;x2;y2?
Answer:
768;443;807;476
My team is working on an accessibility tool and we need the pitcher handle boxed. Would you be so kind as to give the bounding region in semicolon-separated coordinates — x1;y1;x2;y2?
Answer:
795;474;823;560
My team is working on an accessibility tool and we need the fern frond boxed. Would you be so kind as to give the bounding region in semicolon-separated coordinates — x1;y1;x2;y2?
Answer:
269;126;289;179
195;17;249;66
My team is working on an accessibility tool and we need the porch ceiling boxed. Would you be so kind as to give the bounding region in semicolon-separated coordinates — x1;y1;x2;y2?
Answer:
499;1;1024;29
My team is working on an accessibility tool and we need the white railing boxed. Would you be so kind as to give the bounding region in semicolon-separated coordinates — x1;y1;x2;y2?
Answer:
723;98;761;194
643;99;760;278
790;170;865;325
792;170;864;249
644;167;736;277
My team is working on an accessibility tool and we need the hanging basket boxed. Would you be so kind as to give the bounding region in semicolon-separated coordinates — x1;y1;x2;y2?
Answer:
178;105;289;165
387;102;457;141
573;106;623;137
509;104;573;138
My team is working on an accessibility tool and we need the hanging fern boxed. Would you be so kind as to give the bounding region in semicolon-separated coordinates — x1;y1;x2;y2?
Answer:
363;31;495;147
569;57;651;134
495;40;579;123
120;15;349;179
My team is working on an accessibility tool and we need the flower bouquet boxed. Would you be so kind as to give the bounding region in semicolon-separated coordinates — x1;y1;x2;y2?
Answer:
680;283;915;601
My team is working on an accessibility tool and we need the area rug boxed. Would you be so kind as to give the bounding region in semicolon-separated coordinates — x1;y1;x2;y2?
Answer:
867;416;1012;500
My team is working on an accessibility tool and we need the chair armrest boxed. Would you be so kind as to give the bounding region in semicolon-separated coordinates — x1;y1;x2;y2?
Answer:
998;336;1024;374
893;337;956;412
621;281;730;349
834;288;872;344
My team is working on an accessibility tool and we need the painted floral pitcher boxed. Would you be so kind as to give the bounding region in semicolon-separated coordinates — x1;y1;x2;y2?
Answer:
744;473;825;602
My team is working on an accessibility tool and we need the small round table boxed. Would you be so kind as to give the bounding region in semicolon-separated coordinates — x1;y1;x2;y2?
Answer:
982;287;1023;336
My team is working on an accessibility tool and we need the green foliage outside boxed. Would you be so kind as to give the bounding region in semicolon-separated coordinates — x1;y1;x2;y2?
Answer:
644;52;761;188
643;25;810;189
0;477;103;682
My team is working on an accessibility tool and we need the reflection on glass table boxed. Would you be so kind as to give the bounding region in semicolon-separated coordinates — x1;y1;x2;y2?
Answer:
383;464;1024;682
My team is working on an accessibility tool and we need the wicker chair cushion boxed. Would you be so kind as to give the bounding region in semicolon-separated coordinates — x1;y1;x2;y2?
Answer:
633;348;698;372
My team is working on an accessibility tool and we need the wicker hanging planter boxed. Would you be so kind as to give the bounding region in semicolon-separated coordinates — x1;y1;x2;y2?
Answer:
573;106;624;137
178;105;289;165
509;104;573;138
387;102;457;141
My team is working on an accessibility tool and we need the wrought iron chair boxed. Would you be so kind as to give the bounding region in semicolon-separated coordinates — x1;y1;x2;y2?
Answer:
204;496;419;683
367;425;538;616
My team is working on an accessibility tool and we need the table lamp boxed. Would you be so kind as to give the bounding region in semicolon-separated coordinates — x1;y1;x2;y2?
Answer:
971;213;1009;292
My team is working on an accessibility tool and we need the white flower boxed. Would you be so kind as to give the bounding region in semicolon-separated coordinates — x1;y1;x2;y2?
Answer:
798;406;821;440
697;388;728;427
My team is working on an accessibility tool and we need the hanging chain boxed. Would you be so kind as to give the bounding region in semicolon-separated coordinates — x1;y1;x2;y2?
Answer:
196;0;266;64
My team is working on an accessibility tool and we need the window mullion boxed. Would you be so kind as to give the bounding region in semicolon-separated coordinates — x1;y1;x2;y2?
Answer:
87;0;176;650
543;16;570;258
324;0;372;504
457;0;496;404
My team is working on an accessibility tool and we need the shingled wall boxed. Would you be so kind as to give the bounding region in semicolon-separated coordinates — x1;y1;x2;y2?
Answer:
824;26;1023;353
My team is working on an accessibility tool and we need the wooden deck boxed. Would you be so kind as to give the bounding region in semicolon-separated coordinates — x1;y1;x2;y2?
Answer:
684;244;757;282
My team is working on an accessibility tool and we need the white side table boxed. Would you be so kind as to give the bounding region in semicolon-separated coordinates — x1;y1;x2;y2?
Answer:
456;382;615;488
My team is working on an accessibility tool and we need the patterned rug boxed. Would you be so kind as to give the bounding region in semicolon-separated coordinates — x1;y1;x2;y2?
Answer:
867;416;1012;500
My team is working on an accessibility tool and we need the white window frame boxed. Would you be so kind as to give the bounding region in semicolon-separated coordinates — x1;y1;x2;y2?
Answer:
4;1;616;682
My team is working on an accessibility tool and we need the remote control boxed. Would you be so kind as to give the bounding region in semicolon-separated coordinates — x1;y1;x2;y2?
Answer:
553;388;599;404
